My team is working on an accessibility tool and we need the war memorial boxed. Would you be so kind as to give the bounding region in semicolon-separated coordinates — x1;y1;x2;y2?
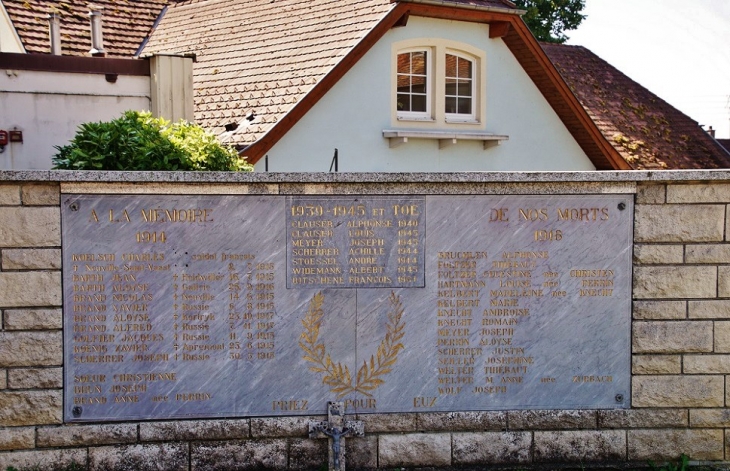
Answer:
0;170;729;470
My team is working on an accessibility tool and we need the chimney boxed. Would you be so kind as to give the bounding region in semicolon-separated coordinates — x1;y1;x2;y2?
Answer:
88;6;105;57
708;126;716;138
48;12;61;55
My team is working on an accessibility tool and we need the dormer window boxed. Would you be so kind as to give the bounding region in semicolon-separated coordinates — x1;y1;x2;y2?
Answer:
397;49;430;119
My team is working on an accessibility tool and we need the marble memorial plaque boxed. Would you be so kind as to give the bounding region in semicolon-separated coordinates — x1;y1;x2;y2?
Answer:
62;194;632;422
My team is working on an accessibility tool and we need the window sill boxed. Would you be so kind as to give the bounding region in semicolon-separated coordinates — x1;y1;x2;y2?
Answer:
382;130;509;149
396;116;435;122
445;117;479;125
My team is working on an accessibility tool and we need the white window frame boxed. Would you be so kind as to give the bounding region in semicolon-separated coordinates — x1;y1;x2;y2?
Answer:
444;51;477;123
396;48;433;121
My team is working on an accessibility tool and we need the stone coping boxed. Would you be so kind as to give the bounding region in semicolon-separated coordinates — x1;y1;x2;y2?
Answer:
1;169;730;183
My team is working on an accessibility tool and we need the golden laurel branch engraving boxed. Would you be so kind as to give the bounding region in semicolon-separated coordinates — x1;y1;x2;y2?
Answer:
298;291;405;398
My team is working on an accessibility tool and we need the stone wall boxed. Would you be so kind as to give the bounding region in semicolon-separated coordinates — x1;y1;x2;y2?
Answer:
1;172;729;470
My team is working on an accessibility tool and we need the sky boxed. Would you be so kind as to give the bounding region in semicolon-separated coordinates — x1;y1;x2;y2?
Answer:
565;0;730;139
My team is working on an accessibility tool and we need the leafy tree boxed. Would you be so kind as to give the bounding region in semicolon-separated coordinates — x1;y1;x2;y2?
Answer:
512;0;586;43
52;111;252;171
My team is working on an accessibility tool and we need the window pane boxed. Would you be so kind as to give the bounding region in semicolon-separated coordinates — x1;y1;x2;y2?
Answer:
445;78;457;96
397;53;410;74
412;83;427;95
457;80;472;97
445;54;457;78
397;93;409;111
458;97;471;114
412;94;427;112
397;75;410;91
460;59;472;79
411;51;427;75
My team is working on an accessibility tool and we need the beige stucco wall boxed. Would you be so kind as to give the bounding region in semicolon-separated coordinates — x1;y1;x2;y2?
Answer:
1;170;729;470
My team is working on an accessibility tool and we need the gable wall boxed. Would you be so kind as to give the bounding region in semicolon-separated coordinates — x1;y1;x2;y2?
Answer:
257;17;595;172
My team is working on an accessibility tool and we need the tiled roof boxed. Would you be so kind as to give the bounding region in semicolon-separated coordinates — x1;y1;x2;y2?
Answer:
2;0;166;57
143;0;397;148
718;139;730;153
543;43;730;170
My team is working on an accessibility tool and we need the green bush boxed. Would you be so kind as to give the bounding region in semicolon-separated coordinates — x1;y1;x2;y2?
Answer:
52;111;252;171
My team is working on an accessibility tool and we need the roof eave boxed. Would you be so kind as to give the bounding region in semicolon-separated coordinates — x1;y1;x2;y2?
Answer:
394;0;525;16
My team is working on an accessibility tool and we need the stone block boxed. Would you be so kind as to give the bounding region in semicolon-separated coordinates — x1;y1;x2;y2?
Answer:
0;331;63;367
191;439;287;471
717;267;730;298
37;423;137;447
635;205;724;242
715;321;730;352
632;355;681;374
633;301;686;320
634;266;716;299
379;433;451;468
90;443;188;471
358;412;418;433
0;390;62;426
628;429;724;461
507;410;596;430
667;183;730;203
452;431;531;465
0;427;35;451
0;369;6;389
21;183;60;206
635;184;665;204
632;321;712;353
632;375;724;407
250;416;320;438
689;301;730;319
690;409;730;427
534;430;626;462
633;244;684;265
1;248;61;270
0;207;61;247
0;449;86;471
3;308;62;330
598;409;687;428
288;438;327;470
417;411;506;431
346;436;377;469
0;185;21;205
140;419;249;441
684;354;730;373
8;367;63;389
686;244;730;263
0;272;62;308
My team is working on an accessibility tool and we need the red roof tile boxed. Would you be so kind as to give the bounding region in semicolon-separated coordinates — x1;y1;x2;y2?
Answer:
3;0;166;57
543;43;730;170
